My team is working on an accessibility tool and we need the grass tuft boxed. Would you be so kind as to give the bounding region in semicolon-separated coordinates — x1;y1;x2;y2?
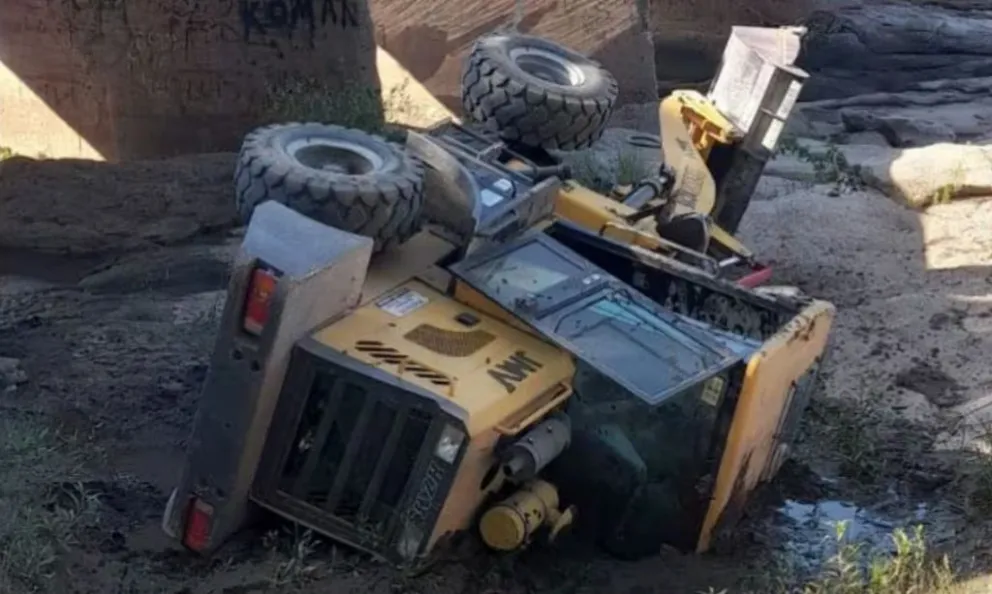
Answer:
709;525;955;594
569;149;656;193
0;417;100;592
776;137;866;193
265;77;416;142
800;524;953;594
262;525;342;589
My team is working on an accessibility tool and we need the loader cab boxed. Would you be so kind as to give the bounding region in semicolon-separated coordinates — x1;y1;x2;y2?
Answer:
449;231;758;403
447;221;832;558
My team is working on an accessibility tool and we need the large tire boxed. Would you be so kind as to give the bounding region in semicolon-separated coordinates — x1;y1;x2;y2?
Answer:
461;33;618;151
235;123;424;252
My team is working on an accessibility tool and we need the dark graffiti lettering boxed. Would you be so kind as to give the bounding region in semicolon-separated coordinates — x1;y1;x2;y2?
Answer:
320;0;358;29
240;0;359;44
488;351;544;393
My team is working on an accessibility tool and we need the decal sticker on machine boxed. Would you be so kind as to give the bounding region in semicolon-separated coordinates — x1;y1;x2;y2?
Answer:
700;376;725;407
377;288;429;317
488;351;544;393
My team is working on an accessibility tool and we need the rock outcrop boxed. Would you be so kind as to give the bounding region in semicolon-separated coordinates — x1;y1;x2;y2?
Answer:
769;76;992;209
799;1;992;100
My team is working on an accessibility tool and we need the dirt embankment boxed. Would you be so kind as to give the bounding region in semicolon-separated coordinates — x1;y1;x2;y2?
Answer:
0;154;238;256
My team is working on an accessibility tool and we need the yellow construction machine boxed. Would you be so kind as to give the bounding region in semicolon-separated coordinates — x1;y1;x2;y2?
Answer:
163;26;832;565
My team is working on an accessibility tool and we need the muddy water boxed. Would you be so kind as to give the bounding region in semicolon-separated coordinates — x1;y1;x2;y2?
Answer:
771;496;930;573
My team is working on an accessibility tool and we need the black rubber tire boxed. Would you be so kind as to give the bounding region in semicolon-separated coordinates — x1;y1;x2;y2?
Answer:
234;123;425;252
461;33;619;151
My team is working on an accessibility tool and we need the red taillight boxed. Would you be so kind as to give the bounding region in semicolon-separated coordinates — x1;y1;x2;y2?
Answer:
243;266;278;335
182;498;214;552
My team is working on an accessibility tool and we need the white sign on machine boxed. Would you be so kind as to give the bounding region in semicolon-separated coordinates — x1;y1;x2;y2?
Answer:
377;287;429;317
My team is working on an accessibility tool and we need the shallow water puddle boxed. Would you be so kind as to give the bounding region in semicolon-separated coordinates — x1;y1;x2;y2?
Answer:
773;498;929;571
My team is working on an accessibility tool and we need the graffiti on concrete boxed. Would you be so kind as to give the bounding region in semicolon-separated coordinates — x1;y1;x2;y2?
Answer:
240;0;359;43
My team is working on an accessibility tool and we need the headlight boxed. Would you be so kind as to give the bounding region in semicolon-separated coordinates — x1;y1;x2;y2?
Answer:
434;424;465;464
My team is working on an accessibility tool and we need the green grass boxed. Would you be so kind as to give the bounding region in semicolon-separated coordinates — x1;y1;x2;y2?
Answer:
265;78;415;142
709;524;955;594
800;524;953;594
616;151;655;186
0;416;101;593
569;149;656;193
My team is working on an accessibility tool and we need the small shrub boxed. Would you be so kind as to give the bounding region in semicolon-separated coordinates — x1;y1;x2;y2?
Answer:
570;149;654;194
801;524;953;594
777;138;865;193
711;525;955;594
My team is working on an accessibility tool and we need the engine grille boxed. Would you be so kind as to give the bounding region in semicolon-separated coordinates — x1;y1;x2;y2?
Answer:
270;364;437;546
404;324;495;357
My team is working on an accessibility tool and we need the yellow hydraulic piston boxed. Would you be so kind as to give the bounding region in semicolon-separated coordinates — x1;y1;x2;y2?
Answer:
479;480;575;551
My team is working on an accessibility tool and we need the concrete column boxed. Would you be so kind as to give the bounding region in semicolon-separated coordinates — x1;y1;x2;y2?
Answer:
0;0;379;161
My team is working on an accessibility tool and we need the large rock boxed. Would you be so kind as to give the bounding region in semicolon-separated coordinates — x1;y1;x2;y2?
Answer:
872;143;992;207
796;77;992;143
800;2;992;100
839;112;957;148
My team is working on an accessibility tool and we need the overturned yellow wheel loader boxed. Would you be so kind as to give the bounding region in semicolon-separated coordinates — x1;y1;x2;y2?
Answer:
162;26;834;565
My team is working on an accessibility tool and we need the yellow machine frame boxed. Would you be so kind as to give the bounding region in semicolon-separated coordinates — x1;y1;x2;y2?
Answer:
550;90;755;263
696;301;834;550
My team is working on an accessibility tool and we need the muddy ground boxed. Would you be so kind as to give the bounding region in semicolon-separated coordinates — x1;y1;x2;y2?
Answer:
2;144;992;594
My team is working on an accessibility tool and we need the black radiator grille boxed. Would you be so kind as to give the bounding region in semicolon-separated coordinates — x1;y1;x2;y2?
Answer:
278;368;434;538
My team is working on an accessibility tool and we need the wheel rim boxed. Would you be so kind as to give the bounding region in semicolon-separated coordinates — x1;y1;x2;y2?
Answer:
285;137;385;175
509;47;586;86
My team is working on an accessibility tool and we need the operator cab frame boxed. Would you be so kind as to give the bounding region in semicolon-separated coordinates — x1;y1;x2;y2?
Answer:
449;229;759;406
